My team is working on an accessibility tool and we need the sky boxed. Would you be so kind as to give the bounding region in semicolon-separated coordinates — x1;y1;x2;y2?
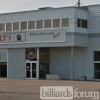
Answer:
0;0;100;13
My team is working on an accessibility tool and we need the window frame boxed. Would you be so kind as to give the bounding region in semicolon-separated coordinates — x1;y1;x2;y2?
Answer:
94;51;100;80
62;18;69;28
77;18;87;29
13;22;19;31
53;19;60;28
28;21;35;30
0;23;5;32
20;22;28;30
36;20;43;29
44;19;52;29
6;23;12;32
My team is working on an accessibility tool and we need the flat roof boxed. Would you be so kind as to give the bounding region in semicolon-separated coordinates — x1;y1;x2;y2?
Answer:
0;6;75;15
0;3;99;15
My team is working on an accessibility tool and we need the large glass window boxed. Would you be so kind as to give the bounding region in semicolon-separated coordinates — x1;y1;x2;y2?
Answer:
26;48;37;61
53;19;60;28
82;20;87;28
13;22;19;30
6;23;12;31
94;51;100;61
62;18;69;27
36;20;43;29
28;21;35;29
21;22;27;30
0;24;5;31
77;19;81;27
77;19;87;28
44;20;51;28
94;51;100;79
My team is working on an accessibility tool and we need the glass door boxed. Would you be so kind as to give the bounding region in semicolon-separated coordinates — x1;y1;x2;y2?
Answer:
32;63;37;78
26;63;31;78
39;63;44;79
39;62;49;79
26;62;37;79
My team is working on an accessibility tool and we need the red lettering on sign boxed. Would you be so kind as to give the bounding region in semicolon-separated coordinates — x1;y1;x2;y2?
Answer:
0;35;3;41
27;54;37;58
0;35;11;41
8;35;11;41
3;35;6;41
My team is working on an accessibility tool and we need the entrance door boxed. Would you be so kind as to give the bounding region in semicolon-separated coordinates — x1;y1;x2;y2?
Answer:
26;62;37;79
0;62;7;78
39;62;49;79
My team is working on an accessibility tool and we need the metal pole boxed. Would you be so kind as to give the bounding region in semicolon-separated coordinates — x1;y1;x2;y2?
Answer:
37;48;39;79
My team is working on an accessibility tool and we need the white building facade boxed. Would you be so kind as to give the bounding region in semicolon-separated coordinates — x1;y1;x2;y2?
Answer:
0;4;99;81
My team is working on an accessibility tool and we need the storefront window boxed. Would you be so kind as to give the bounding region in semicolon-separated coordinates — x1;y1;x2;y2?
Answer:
94;51;100;79
26;48;37;61
39;48;49;62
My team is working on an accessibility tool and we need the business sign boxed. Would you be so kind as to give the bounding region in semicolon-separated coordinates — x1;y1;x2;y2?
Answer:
0;29;65;44
27;54;37;58
0;33;25;43
26;29;66;43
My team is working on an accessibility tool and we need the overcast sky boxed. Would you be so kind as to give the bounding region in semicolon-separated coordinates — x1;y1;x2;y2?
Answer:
0;0;100;13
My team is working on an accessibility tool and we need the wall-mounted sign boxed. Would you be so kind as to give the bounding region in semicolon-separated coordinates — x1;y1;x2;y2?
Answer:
26;29;66;43
0;29;65;44
0;33;25;43
27;54;37;58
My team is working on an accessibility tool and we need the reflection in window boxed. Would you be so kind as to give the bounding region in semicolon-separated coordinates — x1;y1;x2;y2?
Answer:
26;48;37;61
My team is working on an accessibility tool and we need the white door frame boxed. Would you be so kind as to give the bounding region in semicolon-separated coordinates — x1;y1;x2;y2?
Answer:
25;48;39;80
26;61;38;79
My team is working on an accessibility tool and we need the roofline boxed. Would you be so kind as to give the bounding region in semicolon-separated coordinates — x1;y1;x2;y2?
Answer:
87;4;100;7
0;6;75;15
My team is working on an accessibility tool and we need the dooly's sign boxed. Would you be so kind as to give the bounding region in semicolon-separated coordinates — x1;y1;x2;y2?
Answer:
0;33;25;43
0;29;65;44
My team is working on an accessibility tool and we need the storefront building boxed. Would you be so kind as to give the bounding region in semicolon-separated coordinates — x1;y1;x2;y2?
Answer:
0;4;100;81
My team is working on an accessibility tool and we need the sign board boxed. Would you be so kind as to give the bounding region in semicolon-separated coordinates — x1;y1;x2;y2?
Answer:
27;29;65;43
0;29;66;44
0;33;25;43
27;54;37;58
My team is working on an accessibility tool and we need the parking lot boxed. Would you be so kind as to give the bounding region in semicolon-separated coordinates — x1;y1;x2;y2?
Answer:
0;79;100;100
